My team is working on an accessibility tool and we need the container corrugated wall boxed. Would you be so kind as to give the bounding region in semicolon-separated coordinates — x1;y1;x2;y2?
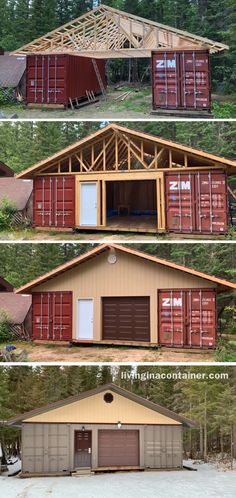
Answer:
26;54;106;105
152;49;211;111
144;425;182;468
165;170;228;234
158;289;216;348
33;176;75;228
32;292;73;341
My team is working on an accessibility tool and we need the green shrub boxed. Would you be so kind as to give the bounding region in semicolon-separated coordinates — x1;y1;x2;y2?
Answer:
0;198;17;230
0;87;15;105
0;310;13;341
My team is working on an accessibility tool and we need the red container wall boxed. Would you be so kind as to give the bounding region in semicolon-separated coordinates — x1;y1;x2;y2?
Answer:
165;170;228;234
33;176;75;228
158;289;216;348
152;50;211;111
32;292;72;341
26;54;106;105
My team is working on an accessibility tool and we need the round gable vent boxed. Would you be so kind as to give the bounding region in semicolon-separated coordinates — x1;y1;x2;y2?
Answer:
104;392;114;403
108;253;117;264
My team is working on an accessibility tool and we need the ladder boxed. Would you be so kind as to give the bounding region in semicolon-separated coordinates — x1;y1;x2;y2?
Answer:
92;58;106;99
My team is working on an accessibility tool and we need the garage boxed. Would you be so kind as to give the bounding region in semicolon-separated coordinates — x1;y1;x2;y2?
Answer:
98;430;139;467
102;296;150;342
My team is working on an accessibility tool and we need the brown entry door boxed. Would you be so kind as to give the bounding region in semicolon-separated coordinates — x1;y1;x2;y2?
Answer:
98;430;139;467
102;297;150;342
74;431;92;468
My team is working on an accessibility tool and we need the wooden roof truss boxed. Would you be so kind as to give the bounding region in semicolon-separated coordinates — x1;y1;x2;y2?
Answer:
38;127;219;176
12;5;228;57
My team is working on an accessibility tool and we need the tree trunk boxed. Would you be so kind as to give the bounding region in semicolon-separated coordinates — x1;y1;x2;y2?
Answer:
231;425;234;470
233;424;236;459
204;389;208;462
199;423;203;458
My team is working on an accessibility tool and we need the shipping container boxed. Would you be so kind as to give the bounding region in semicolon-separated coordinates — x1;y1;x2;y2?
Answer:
26;54;106;106
32;292;72;340
152;49;211;111
33;176;75;228
158;289;216;348
165;170;228;234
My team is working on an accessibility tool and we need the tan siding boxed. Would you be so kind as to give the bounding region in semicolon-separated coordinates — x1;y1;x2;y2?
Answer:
23;391;181;425
33;250;215;342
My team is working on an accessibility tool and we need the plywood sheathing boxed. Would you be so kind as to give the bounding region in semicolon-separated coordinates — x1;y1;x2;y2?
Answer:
12;4;228;57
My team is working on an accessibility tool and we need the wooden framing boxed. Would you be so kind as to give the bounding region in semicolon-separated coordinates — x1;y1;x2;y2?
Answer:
17;124;234;180
12;5;228;57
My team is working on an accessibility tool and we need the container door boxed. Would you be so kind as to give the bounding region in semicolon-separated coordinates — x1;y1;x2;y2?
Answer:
74;431;92;468
80;182;97;226
158;290;186;347
77;299;94;340
32;292;72;341
165;173;195;232
152;51;179;109
46;55;67;104
54;176;75;228
180;51;210;110
27;55;45;104
187;290;216;348
195;171;228;233
34;177;54;227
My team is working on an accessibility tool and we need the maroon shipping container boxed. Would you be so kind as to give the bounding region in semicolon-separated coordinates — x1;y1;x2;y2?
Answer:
26;54;106;106
158;289;216;348
152;49;211;111
165;170;228;234
32;292;72;341
33;176;75;228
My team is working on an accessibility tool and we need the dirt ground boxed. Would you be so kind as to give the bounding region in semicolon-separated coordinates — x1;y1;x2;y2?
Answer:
1;342;215;363
2;87;235;119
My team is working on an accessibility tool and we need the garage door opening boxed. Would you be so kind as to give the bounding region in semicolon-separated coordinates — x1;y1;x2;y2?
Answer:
98;430;139;467
106;180;157;232
102;296;150;342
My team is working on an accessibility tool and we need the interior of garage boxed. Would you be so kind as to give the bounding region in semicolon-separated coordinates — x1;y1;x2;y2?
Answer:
106;180;157;231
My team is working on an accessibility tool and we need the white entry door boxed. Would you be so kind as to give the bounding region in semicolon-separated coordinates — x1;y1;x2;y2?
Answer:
77;299;94;340
80;182;97;226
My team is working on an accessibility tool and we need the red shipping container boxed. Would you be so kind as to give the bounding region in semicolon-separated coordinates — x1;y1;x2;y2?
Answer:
33;176;75;228
26;54;106;106
158;289;216;348
165;170;228;234
32;292;72;341
152;49;211;111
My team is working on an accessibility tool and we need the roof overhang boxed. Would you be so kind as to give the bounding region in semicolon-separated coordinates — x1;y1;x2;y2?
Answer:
16;124;236;179
12;5;228;57
15;243;236;295
7;383;197;428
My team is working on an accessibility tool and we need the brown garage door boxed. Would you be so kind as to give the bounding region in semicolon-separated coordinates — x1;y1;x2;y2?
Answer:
102;297;150;342
98;430;139;467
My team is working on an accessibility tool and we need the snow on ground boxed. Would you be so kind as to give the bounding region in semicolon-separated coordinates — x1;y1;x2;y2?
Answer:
0;462;236;498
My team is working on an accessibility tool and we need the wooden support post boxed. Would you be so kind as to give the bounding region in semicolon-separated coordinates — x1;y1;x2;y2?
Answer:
58;162;61;173
184;153;188;168
115;133;118;170
103;139;106;171
102;180;106;226
128;138;131;170
97;180;101;226
141;140;144;161
154;144;158;169
169;149;172;168
91;144;94;168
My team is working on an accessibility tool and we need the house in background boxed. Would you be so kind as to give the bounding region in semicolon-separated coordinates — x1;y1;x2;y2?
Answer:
0;161;14;177
15;243;236;349
0;49;26;101
0;277;32;339
7;383;196;476
0;161;33;222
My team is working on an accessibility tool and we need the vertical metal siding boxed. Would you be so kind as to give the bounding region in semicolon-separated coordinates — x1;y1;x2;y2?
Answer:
33;176;75;228
152;49;211;111
22;423;70;473
165;171;228;234
158;289;216;348
32;292;72;341
27;55;106;105
144;425;182;468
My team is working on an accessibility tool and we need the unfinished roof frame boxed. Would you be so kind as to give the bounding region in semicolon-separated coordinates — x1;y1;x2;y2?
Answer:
12;4;228;57
17;124;236;180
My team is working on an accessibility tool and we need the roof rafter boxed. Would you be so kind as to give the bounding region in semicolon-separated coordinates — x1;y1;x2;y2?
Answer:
12;4;228;57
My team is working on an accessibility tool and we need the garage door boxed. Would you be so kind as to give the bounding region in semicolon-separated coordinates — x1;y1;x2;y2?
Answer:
102;297;150;342
98;430;139;467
